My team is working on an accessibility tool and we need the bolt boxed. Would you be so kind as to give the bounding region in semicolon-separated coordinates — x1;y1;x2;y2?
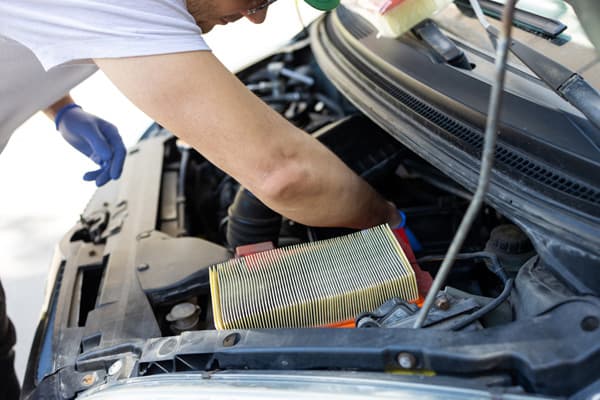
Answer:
397;352;417;369
434;295;450;311
108;360;123;376
137;264;150;272
222;333;241;347
581;316;599;332
136;231;152;240
81;374;96;386
88;250;97;257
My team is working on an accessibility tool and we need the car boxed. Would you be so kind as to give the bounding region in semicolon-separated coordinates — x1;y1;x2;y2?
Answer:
22;1;600;399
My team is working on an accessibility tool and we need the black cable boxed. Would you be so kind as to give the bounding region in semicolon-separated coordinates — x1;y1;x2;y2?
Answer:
418;252;512;330
450;278;513;331
418;252;509;284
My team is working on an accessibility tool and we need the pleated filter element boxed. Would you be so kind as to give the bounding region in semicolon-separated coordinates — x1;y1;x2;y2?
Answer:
210;224;419;329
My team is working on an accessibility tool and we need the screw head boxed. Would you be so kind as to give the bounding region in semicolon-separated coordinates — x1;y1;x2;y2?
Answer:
81;374;96;386
434;295;450;311
137;264;150;272
108;360;123;376
397;352;417;369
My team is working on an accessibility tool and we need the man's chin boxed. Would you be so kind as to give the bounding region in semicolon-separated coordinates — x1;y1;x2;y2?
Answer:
199;22;215;33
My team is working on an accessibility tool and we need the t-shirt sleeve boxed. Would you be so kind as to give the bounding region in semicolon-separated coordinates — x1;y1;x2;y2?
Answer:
0;0;210;70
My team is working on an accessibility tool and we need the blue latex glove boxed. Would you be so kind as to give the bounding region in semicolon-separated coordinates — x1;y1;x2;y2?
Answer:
55;104;125;186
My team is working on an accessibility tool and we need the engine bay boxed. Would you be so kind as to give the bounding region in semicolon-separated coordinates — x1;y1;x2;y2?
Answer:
147;39;547;336
24;33;600;400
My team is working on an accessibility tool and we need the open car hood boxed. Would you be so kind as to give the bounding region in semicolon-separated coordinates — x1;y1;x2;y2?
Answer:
310;3;600;293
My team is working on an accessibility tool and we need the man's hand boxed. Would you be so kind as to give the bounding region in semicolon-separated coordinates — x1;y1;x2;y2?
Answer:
45;96;126;186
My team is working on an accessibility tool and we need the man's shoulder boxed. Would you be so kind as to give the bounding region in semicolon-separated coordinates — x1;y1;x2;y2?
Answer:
0;0;209;70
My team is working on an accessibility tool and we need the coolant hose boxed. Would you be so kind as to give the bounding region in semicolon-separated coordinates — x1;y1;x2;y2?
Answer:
226;187;282;249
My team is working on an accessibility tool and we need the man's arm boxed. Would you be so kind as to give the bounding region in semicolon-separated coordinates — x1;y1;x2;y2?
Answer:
43;95;75;120
96;51;399;229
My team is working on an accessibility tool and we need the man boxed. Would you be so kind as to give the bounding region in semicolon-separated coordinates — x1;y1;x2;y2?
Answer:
1;1;400;398
0;0;400;229
0;36;126;399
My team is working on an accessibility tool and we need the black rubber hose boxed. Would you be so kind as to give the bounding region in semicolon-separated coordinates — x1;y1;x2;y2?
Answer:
226;187;282;249
418;252;509;284
450;278;514;331
177;145;190;236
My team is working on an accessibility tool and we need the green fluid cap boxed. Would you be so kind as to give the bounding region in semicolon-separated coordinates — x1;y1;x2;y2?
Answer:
304;0;340;11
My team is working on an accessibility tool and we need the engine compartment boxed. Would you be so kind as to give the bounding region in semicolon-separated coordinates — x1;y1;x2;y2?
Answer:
24;33;600;400
147;40;556;336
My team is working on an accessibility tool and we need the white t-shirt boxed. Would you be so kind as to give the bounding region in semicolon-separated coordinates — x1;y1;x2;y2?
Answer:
0;0;210;70
0;0;210;154
0;36;97;154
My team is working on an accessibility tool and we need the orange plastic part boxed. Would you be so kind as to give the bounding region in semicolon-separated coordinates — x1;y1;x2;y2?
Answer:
322;297;424;328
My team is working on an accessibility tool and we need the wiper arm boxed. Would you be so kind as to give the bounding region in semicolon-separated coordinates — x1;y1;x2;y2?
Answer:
412;19;473;70
488;25;600;133
468;0;600;133
455;0;567;39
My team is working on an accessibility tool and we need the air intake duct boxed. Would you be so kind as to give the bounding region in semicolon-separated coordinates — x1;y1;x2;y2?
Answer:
226;188;282;249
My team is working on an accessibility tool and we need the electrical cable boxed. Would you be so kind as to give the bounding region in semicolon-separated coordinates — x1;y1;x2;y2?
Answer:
413;0;519;329
451;278;513;331
294;0;309;38
417;251;512;329
418;251;509;284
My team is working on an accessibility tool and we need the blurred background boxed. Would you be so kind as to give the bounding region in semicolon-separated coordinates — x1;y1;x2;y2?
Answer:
0;1;321;381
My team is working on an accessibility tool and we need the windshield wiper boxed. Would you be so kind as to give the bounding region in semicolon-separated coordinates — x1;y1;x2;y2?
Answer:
455;0;567;39
488;25;600;135
467;0;600;136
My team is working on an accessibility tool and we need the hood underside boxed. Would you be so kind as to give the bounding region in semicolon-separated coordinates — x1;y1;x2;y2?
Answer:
309;5;600;293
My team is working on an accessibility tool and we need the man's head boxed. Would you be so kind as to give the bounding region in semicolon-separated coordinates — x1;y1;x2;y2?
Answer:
187;0;339;33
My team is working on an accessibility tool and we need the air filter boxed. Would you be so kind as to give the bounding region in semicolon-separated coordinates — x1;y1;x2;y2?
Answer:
210;224;419;329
